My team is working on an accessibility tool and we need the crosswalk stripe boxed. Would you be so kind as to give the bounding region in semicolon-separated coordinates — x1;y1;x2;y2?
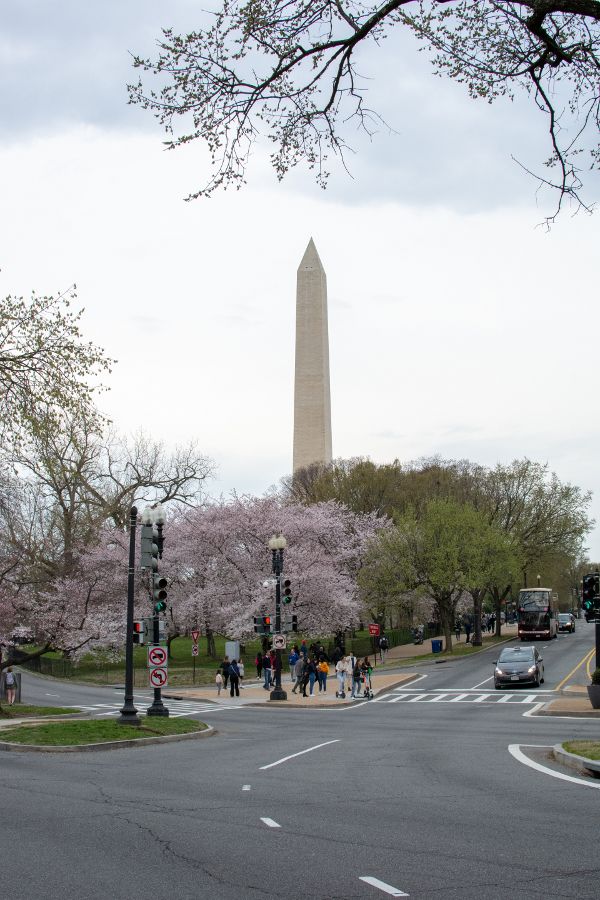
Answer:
449;693;469;702
376;691;543;705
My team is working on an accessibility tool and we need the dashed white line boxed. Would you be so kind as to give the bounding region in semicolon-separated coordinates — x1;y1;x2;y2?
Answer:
259;739;340;770
449;693;469;702
260;817;281;828
359;875;409;896
242;785;251;791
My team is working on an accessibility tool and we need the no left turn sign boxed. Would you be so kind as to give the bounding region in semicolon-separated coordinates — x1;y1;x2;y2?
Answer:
149;666;168;688
148;645;167;667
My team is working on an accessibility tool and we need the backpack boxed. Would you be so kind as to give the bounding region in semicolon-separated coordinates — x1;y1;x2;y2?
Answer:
5;671;15;686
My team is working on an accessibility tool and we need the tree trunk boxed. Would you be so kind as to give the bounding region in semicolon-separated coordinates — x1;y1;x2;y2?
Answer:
205;624;216;659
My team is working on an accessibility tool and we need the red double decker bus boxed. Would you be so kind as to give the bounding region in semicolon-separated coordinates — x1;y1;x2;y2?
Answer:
517;588;558;641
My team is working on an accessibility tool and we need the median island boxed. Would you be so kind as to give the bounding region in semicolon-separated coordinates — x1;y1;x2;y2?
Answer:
0;716;205;747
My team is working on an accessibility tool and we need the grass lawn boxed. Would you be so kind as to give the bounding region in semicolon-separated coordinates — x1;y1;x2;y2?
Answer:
0;703;80;719
0;716;204;746
563;741;600;761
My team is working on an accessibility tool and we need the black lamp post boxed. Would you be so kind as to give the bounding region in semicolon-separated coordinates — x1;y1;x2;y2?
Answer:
118;506;141;726
268;534;287;702
143;503;169;718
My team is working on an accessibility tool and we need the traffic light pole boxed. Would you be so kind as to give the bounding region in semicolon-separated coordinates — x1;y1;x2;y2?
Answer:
118;507;140;726
147;520;168;717
270;548;287;702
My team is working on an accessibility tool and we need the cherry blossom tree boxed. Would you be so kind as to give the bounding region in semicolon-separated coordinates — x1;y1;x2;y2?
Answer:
167;495;389;654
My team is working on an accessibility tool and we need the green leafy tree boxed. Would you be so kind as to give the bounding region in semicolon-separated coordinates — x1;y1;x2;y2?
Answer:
0;287;113;448
129;1;600;219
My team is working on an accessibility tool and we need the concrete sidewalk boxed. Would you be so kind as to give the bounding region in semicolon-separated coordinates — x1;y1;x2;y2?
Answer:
164;671;418;708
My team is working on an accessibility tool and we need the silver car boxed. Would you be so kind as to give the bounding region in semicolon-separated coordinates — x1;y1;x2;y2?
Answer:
494;646;544;689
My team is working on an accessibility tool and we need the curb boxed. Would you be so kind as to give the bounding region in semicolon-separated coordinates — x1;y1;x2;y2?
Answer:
0;724;214;753
552;743;600;775
534;706;600;719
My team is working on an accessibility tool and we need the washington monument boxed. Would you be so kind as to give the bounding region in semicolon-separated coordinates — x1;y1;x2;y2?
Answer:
293;239;332;472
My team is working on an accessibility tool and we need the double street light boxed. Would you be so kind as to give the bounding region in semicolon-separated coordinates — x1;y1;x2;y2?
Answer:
268;534;287;702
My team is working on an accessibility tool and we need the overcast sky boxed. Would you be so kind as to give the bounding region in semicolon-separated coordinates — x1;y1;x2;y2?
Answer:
2;2;600;561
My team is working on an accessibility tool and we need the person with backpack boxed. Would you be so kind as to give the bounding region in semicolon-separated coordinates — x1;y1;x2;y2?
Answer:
306;657;318;697
378;634;389;662
4;667;16;705
352;658;363;699
229;659;241;697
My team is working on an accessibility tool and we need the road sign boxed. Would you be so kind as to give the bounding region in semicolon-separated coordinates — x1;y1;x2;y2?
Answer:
273;633;287;650
191;629;200;642
192;644;199;657
149;666;168;688
368;623;381;636
147;645;167;667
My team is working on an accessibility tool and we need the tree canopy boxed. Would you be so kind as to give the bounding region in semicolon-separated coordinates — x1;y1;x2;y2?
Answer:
129;1;600;218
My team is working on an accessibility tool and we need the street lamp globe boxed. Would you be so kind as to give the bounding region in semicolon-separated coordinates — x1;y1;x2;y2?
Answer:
268;534;287;550
153;502;167;526
141;507;153;525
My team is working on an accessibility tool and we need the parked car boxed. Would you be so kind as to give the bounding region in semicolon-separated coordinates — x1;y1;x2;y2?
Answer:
493;646;544;689
557;613;576;633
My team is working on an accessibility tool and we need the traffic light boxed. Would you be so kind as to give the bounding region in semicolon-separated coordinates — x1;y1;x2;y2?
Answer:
253;615;272;634
282;578;292;604
132;621;146;645
291;614;298;632
152;574;168;613
140;524;159;571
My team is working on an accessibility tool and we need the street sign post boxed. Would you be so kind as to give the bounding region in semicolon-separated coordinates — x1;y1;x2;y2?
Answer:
191;642;198;683
191;629;200;643
147;645;167;667
273;633;287;650
149;666;168;688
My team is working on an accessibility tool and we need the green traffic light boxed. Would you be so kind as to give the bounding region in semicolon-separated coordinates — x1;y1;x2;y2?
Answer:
155;600;167;613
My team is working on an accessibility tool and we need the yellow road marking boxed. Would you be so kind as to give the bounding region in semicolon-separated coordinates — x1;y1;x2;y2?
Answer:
586;650;597;680
555;648;595;692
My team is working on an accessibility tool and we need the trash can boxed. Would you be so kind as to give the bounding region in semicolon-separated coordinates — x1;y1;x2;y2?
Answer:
431;639;443;653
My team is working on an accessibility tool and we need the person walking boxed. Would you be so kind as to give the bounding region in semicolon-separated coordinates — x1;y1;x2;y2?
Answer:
229;659;241;697
220;655;230;690
335;658;346;698
352;658;363;698
215;671;223;696
300;640;308;660
455;618;462;642
237;658;245;688
288;647;299;686
4;667;16;705
465;618;472;644
306;657;317;697
345;653;356;695
269;650;276;686
317;659;329;693
292;656;306;694
262;652;271;690
379;634;389;662
255;652;263;679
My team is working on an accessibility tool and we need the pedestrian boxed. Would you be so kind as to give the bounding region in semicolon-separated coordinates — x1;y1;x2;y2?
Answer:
465;619;472;644
262;652;271;690
269;650;276;685
237;658;245;688
288;647;299;685
300;640;308;659
215;671;223;696
455;619;462;642
335;658;346;697
255;652;263;679
345;653;356;694
306;657;317;697
352;658;363;698
292;656;305;694
4;667;16;705
379;634;389;662
229;659;240;697
317;659;329;692
220;655;230;690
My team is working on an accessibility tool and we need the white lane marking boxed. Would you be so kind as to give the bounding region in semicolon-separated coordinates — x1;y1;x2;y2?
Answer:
45;693;60;697
359;875;409;896
522;694;538;703
428;693;448;702
242;785;251;791
449;693;469;702
406;694;428;702
508;744;600;790
260;817;281;828
388;695;410;703
497;694;513;702
522;703;545;717
259;739;340;770
472;694;491;702
470;675;494;689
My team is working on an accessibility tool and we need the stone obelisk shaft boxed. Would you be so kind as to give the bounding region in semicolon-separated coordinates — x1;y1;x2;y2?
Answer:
293;239;332;472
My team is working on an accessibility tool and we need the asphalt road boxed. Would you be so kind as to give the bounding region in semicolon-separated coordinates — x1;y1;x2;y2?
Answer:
3;625;600;900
